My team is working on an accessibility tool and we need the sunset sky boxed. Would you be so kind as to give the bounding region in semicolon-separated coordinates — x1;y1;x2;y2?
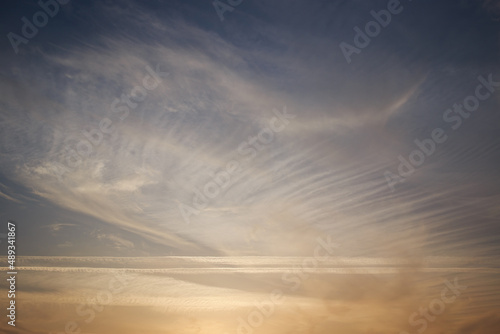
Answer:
1;0;500;333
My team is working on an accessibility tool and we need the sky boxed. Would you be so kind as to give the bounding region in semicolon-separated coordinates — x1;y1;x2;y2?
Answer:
0;0;500;333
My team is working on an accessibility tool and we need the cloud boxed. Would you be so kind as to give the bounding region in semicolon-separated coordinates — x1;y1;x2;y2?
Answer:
1;255;498;334
1;1;500;331
0;188;21;203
